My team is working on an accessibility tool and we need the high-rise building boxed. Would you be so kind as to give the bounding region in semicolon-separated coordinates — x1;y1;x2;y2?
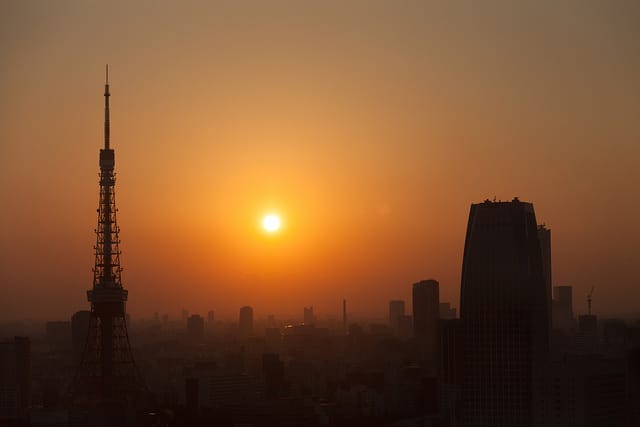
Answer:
303;306;315;325
71;310;91;360
70;67;145;412
439;319;463;427
239;306;253;338
45;321;71;351
397;315;413;340
388;300;405;335
207;310;215;323
538;224;552;330
460;198;549;426
439;302;457;319
536;356;627;426
552;285;574;330
187;314;205;343
413;279;439;374
0;337;30;422
262;353;285;398
554;286;572;312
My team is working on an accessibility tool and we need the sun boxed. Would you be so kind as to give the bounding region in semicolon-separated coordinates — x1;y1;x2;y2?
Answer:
262;214;281;233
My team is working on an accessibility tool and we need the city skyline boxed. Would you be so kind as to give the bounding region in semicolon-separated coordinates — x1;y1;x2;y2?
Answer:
2;1;640;322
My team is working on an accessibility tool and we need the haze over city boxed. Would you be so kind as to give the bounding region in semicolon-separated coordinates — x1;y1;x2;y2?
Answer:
1;0;639;322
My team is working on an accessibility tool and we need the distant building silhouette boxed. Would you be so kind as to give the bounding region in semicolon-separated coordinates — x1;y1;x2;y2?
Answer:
265;327;282;352
262;353;285;398
303;306;315;325
45;321;71;351
460;198;549;426
388;300;405;336
552;285;574;330
187;314;205;343
439;302;457;320
239;306;253;338
0;337;30;422
538;224;552;331
537;355;627;426
413;279;439;374
578;314;599;344
185;363;257;410
207;310;215;323
438;319;463;427
397;315;413;340
71;310;91;361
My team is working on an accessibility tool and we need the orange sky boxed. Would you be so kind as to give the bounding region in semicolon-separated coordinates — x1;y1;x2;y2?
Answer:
1;1;639;321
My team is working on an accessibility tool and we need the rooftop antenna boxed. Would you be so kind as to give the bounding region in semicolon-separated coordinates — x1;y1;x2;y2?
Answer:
587;286;595;315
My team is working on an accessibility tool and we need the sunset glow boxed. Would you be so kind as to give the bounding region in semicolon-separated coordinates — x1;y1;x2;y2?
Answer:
1;1;639;321
262;214;281;233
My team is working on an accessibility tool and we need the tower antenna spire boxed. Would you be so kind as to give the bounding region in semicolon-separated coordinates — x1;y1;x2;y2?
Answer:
104;64;110;149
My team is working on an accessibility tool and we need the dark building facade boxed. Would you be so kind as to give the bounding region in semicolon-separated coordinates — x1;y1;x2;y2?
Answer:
388;300;405;336
537;224;552;331
460;199;549;426
0;337;30;422
439;319;463;426
187;314;205;343
552;285;575;330
239;306;254;338
71;310;91;361
413;279;440;375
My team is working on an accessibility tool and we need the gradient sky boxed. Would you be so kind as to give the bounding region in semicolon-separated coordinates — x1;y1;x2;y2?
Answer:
1;0;639;321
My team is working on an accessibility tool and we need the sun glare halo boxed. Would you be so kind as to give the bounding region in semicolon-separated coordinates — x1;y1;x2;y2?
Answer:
262;214;281;233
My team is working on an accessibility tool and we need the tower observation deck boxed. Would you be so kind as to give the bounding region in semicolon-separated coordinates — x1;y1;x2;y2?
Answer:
70;67;146;419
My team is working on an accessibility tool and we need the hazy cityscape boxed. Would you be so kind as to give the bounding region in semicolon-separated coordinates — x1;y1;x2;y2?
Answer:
3;186;640;426
2;1;640;426
1;75;638;425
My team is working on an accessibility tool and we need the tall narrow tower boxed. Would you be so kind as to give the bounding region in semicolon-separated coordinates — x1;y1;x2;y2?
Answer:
71;67;144;405
460;199;548;427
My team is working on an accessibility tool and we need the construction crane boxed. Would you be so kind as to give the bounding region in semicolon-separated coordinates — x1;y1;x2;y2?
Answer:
587;286;595;315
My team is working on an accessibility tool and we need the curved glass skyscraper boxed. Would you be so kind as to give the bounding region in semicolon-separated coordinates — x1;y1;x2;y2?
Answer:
460;199;549;426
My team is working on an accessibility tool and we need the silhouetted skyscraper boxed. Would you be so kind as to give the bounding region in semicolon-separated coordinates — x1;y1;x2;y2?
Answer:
262;353;285;398
460;198;549;426
239;306;253;338
439;302;457;320
388;300;405;336
187;314;205;343
45;321;71;351
0;337;30;421
303;306;315;325
413;279;439;374
207;310;215;323
552;285;574;330
71;310;91;360
538;224;552;330
439;319;463;426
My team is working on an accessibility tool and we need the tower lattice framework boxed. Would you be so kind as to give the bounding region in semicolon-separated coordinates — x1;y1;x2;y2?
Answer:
71;66;145;404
